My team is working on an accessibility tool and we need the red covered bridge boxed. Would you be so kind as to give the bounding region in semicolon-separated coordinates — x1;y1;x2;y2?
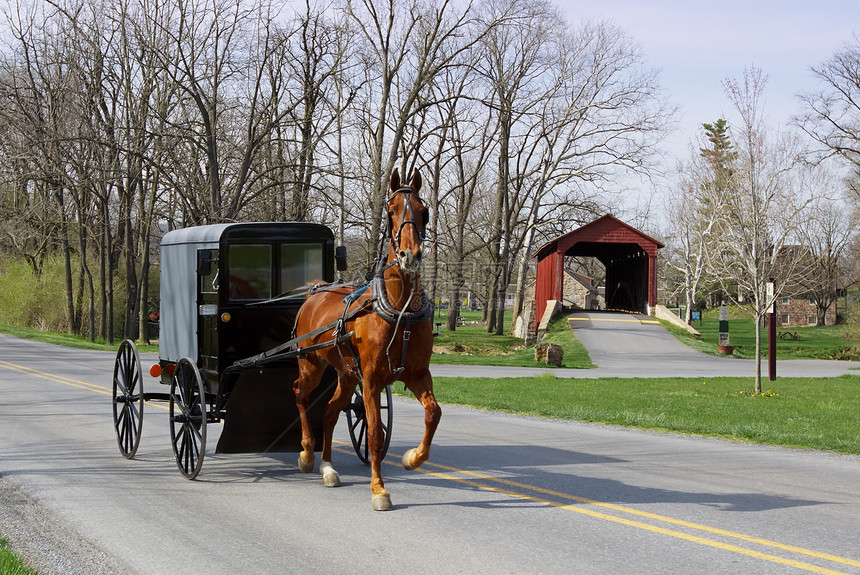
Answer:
534;215;663;326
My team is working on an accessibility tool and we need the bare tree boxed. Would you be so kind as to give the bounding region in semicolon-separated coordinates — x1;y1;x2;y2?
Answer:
0;1;87;334
343;0;492;267
148;0;323;224
796;177;857;325
476;0;562;334
798;35;860;175
704;67;812;393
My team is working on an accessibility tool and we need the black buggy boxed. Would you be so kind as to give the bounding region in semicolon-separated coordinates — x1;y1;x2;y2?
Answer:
111;222;392;479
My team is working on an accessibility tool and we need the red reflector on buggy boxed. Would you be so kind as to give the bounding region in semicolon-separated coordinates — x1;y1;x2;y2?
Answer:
149;364;161;378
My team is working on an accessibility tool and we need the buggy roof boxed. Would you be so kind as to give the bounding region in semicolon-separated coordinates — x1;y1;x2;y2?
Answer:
160;223;233;247
161;221;333;246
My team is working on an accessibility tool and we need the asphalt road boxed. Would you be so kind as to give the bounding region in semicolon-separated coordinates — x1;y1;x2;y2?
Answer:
430;310;860;379
1;333;860;574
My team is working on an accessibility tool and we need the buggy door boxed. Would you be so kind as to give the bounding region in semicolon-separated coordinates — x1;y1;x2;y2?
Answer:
197;249;220;387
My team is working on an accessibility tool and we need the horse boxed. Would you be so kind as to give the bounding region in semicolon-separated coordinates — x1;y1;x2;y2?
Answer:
291;168;440;511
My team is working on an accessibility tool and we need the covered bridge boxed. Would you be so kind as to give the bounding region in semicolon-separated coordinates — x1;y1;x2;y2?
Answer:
534;215;663;325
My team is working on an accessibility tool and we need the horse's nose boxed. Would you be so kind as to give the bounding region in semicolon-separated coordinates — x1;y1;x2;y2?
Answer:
398;248;421;270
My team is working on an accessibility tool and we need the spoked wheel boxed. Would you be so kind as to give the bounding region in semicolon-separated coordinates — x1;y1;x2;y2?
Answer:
169;357;207;479
346;384;393;465
112;339;144;458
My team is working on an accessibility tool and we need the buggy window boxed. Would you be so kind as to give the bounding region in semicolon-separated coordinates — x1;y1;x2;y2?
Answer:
228;244;272;300
199;250;219;295
280;243;324;294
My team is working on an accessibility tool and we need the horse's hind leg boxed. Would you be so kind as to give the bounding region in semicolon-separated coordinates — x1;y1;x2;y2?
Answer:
318;371;358;488
401;369;441;471
293;354;325;473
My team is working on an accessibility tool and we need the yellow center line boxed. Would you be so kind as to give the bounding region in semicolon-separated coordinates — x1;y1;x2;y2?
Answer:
324;444;859;574
4;359;856;574
0;360;112;395
411;456;860;571
0;359;170;410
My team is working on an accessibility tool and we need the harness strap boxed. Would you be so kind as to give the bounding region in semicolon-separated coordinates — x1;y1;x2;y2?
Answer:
334;289;369;379
233;295;371;369
389;326;410;378
371;275;433;324
342;281;371;304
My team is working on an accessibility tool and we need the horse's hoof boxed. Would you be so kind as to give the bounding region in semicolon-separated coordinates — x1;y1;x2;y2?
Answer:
297;454;314;474
402;448;420;470
320;462;341;488
372;493;393;511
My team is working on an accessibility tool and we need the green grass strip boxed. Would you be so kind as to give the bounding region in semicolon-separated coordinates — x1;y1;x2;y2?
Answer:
0;536;37;575
0;321;157;354
418;374;860;454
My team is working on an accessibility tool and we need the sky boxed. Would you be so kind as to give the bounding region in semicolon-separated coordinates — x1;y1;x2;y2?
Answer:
555;0;860;189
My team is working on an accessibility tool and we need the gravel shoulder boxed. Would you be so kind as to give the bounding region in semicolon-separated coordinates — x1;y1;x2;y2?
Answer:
0;474;137;575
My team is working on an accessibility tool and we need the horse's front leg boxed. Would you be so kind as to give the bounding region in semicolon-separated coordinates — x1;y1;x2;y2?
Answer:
318;371;358;488
401;369;441;471
293;355;324;474
362;381;393;511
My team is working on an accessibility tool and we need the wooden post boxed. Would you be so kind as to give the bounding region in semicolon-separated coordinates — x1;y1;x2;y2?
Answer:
767;278;776;381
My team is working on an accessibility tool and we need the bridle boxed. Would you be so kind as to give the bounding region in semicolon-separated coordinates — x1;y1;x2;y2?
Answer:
386;186;428;262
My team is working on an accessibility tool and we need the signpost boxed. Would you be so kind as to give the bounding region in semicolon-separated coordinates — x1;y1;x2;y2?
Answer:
767;278;776;381
718;304;732;354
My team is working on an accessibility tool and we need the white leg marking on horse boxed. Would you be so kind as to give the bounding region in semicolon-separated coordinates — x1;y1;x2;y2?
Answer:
319;461;341;488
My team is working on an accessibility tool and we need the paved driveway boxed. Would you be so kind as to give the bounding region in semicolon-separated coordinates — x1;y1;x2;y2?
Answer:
429;310;860;379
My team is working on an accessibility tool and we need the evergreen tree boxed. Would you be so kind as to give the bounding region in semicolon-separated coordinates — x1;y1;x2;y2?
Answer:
700;118;736;196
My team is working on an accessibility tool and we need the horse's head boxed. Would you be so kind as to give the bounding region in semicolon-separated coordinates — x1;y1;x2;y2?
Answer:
387;168;428;275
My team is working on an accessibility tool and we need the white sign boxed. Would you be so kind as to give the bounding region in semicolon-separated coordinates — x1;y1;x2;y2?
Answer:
719;332;730;346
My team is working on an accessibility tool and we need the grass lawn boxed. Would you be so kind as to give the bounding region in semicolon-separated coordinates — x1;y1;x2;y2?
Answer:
430;311;592;368
662;307;859;361
417;374;860;454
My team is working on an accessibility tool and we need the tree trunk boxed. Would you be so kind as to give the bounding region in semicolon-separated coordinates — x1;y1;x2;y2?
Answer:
55;187;77;335
754;314;763;394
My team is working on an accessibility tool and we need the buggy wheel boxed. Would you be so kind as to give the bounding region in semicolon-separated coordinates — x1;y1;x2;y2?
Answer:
169;358;207;479
112;339;144;458
346;384;393;465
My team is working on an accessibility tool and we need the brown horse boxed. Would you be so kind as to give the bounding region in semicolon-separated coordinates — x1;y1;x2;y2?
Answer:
292;168;440;511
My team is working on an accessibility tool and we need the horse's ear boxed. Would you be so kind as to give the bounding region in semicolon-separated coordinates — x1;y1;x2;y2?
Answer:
410;169;422;193
390;168;401;195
